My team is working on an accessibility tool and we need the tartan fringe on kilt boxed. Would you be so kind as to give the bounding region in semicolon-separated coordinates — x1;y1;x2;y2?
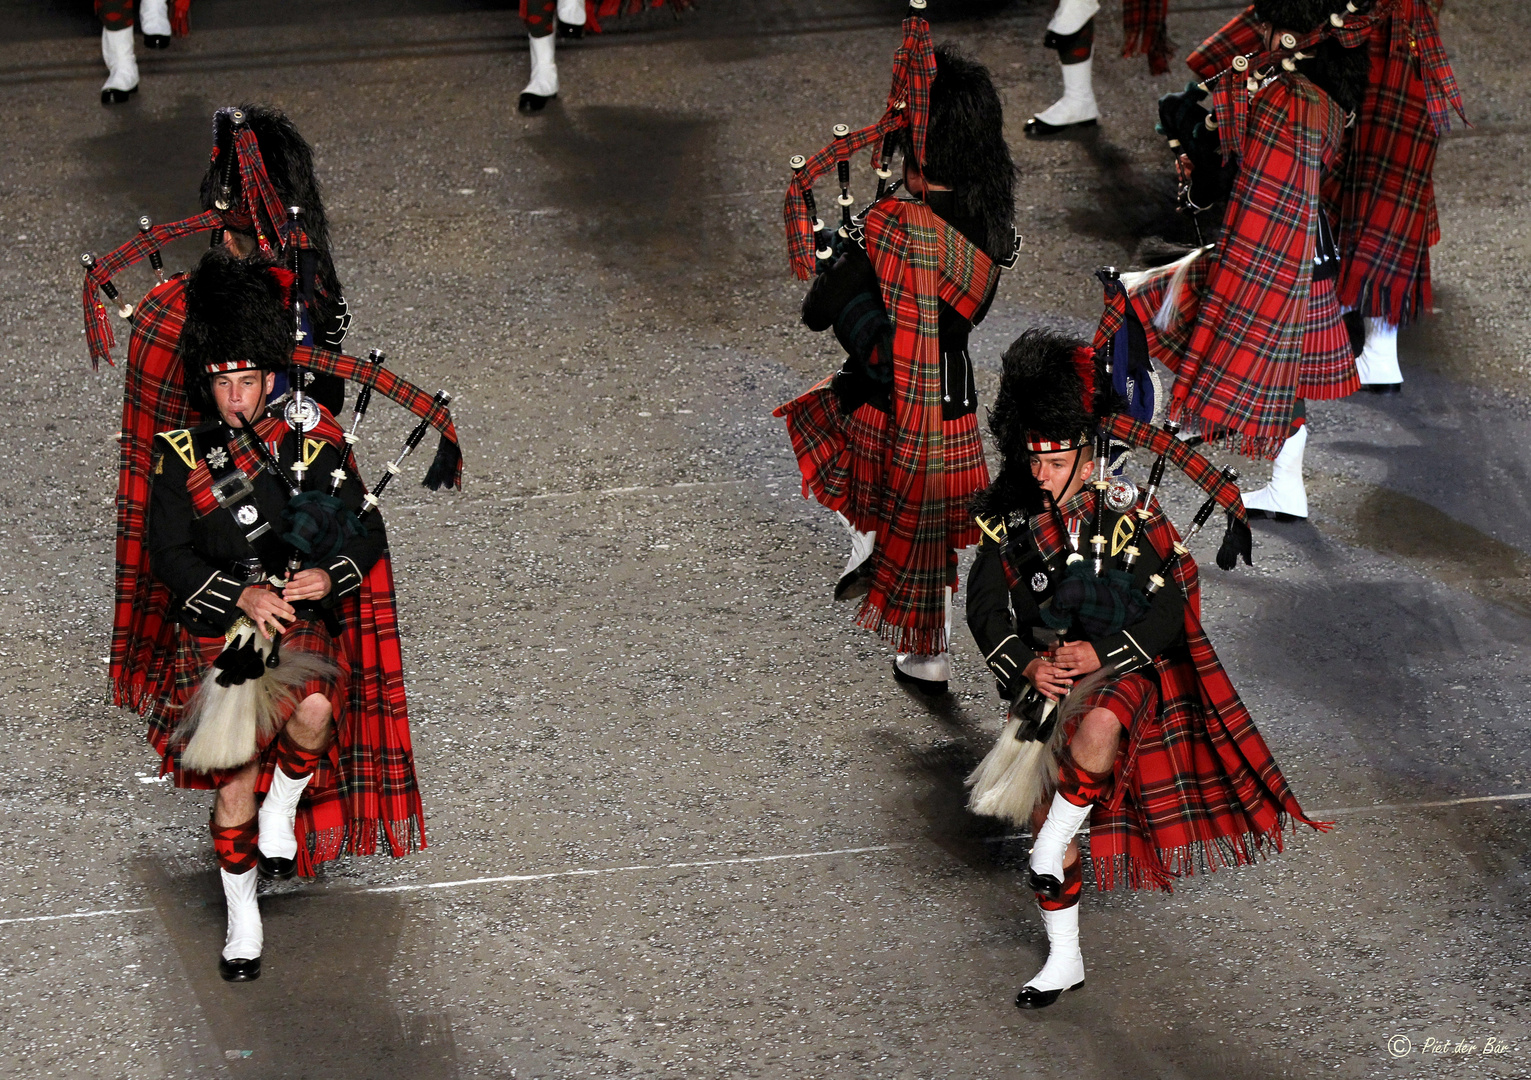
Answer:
1027;508;1328;893
1297;276;1359;400
775;389;985;656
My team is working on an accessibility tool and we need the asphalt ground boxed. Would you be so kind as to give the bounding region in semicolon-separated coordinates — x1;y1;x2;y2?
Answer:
0;1;1528;1077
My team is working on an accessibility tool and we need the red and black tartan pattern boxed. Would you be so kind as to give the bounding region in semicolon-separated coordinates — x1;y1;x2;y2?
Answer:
110;288;456;874
1101;415;1250;529
1337;0;1466;325
1130;73;1345;459
521;0;691;33
95;0;135;31
1025;505;1327;893
1121;0;1171;75
1297;276;1359;400
211;815;259;873
777;200;997;654
153;620;356;876
783;14;934;280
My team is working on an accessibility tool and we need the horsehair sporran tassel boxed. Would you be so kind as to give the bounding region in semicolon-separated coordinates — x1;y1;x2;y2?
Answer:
178;621;338;773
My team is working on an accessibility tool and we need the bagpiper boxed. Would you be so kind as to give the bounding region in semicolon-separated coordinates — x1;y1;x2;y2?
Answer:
964;307;1323;1009
775;2;1018;695
1123;0;1371;520
1335;0;1466;391
82;114;462;983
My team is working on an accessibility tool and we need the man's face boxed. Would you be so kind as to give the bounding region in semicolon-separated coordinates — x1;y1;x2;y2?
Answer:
1030;447;1094;504
211;370;274;428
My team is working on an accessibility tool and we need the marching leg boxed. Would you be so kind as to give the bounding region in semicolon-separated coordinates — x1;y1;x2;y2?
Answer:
140;0;172;48
519;2;559;115
1356;317;1403;392
1016;859;1086;1009
833;511;876;602
100;26;139;105
1242;421;1309;522
893;586;952;695
557;0;586;39
1025;1;1101;138
211;814;262;982
256;731;325;880
1028;747;1110;896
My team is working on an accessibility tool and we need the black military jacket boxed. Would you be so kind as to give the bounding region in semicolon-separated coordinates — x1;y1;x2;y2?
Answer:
801;190;997;421
966;499;1187;698
148;420;387;637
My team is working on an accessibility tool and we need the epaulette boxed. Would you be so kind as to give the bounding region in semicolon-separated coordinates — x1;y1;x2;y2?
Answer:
154;429;197;470
975;514;1007;546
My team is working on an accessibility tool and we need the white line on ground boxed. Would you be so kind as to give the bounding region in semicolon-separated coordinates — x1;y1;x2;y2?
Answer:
0;907;153;927
361;843;906;894
6;792;1527;928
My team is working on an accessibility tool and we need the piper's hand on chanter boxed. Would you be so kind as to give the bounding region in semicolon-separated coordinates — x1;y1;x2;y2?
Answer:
281;568;332;604
1053;640;1103;678
237;586;295;639
1024;657;1074;701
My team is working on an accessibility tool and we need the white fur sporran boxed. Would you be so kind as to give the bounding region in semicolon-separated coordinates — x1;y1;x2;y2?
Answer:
177;620;337;772
966;669;1115;826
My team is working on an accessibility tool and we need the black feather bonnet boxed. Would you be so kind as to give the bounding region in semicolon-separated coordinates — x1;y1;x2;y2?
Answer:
914;45;1016;263
179;249;294;416
972;328;1122;520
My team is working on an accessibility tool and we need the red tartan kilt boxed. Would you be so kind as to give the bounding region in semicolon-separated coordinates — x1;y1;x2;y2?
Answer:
1298;276;1360;400
775;385;985;549
148;619;351;875
1084;657;1305;893
940;410;988;550
1084;671;1157;729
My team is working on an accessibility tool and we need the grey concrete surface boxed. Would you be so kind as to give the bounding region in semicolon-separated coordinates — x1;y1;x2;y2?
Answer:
0;1;1529;1077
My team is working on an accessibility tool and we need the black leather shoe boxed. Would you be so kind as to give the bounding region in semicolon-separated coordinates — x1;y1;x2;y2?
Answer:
557;19;584;39
833;565;871;603
1014;979;1082;1009
1243;508;1306;523
219;956;261;982
1027;869;1063;901
891;662;947;697
101;86;138;105
1362;383;1402;394
1024;116;1097;139
518;92;555;114
144;34;170;49
256;851;295;880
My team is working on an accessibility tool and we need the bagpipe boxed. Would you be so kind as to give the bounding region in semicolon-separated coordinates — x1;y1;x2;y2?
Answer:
965;271;1253;827
81;109;463;770
780;2;1019;279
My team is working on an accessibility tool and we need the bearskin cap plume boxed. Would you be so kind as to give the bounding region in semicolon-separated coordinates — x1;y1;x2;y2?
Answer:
179;249;294;416
201;103;333;255
1254;0;1368;113
971;328;1121;520
915;45;1016;263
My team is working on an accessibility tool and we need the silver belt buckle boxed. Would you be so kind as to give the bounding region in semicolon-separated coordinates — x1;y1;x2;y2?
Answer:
210;469;255;508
